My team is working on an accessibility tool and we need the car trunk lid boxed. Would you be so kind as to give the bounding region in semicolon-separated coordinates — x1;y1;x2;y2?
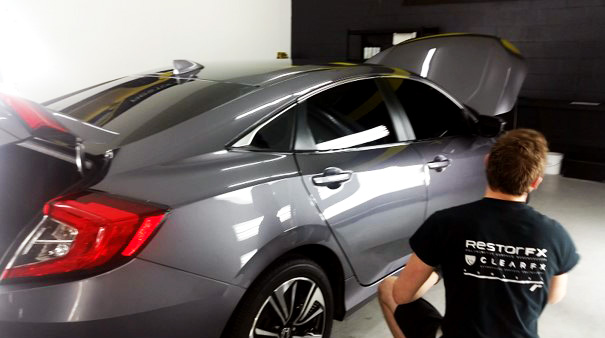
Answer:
0;94;116;268
367;33;528;116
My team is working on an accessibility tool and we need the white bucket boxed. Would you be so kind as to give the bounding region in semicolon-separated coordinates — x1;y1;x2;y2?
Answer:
545;152;564;175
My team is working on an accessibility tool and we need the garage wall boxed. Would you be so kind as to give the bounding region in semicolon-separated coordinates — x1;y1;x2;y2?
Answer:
292;0;605;102
0;0;291;102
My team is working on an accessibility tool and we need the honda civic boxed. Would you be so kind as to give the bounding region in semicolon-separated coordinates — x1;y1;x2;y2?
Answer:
0;34;526;337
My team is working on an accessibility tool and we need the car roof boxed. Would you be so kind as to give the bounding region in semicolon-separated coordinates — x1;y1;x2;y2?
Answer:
43;62;414;155
143;62;400;87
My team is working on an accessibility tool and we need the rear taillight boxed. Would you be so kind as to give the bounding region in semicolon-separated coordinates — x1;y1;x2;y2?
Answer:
0;93;67;132
1;192;167;281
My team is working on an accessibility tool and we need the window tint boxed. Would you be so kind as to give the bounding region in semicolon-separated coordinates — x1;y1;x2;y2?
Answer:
388;79;469;140
303;79;398;150
46;75;255;146
249;109;295;151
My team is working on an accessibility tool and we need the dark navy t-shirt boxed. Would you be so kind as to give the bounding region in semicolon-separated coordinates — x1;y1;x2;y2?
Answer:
410;198;579;338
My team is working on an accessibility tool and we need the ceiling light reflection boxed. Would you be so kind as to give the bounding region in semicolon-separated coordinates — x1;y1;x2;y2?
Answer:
240;249;258;267
214;187;254;205
233;216;264;241
221;155;286;171
316;125;389;150
421;48;436;78
294;81;333;96
266;70;307;82
276;205;292;223
228;171;298;188
235;95;293;120
318;184;342;200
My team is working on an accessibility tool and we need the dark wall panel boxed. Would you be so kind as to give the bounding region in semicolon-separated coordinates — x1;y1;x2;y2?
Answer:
403;0;519;4
516;100;605;182
292;0;605;102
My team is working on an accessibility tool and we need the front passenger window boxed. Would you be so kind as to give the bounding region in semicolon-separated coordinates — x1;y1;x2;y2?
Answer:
387;79;470;140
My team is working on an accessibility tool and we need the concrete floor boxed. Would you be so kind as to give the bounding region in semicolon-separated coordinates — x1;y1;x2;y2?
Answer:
331;175;605;338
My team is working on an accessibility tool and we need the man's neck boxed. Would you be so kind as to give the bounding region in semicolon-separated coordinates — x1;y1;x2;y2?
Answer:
484;187;527;202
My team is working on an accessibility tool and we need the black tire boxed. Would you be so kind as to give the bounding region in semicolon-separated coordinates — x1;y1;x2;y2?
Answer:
222;256;334;338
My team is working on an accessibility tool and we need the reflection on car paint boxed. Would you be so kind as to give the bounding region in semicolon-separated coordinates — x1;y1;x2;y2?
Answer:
294;80;333;96
214;186;255;205
240;249;258;268
67;282;84;322
317;184;343;201
233;216;264;242
316;125;390;150
362;144;410;169
221;155;286;171
320;164;425;219
228;172;299;189
276;205;292;223
60;72;177;125
235;94;294;120
420;48;437;78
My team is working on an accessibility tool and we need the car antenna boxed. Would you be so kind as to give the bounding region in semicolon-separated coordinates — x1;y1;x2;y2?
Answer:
172;60;204;76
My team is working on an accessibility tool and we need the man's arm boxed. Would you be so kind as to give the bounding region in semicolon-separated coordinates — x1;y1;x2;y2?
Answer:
548;273;568;304
392;253;439;304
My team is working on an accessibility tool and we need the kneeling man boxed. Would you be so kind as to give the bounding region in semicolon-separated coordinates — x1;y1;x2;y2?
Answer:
379;129;579;338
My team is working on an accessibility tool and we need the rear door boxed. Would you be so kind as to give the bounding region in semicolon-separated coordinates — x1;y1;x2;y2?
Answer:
383;77;491;216
294;78;427;285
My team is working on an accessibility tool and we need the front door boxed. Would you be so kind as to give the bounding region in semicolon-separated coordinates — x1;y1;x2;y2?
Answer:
384;77;491;216
293;78;427;285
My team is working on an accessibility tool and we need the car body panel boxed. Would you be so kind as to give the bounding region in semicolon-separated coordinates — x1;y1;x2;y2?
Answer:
367;34;527;116
409;136;492;216
89;66;401;205
129;151;353;287
0;109;30;143
0;258;245;338
296;144;427;286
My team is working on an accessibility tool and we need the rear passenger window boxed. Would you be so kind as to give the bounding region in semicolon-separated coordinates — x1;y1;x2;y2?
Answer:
388;79;470;140
249;109;295;151
301;79;398;150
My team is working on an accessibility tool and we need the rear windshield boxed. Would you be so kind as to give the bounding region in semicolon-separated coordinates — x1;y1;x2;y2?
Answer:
46;74;254;146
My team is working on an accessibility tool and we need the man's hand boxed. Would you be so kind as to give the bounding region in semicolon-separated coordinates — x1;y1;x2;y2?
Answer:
392;253;439;304
378;254;439;338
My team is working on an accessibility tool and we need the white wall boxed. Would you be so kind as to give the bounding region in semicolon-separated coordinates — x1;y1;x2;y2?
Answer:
0;0;291;102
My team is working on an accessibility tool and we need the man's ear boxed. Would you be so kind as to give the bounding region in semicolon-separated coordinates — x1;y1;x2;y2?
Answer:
529;176;543;192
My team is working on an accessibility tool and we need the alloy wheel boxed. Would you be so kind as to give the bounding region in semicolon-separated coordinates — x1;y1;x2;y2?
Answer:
249;277;326;338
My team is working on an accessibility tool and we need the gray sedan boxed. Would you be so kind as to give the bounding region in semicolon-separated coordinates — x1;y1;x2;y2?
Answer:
0;34;526;337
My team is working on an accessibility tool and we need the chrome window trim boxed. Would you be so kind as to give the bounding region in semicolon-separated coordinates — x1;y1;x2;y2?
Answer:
230;73;467;150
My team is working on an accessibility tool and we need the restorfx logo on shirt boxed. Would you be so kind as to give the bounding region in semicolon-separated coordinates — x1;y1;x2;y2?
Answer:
463;240;547;291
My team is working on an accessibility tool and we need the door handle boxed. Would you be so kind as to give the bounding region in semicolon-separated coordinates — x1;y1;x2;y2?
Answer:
312;167;353;189
427;155;451;173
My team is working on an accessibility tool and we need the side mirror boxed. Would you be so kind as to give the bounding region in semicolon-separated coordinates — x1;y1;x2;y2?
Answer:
476;115;506;137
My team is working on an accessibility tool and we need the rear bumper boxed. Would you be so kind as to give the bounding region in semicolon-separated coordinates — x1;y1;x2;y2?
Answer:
0;259;245;338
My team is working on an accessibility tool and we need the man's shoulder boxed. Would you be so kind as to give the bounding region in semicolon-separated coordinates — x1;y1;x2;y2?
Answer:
524;205;564;229
433;200;485;218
